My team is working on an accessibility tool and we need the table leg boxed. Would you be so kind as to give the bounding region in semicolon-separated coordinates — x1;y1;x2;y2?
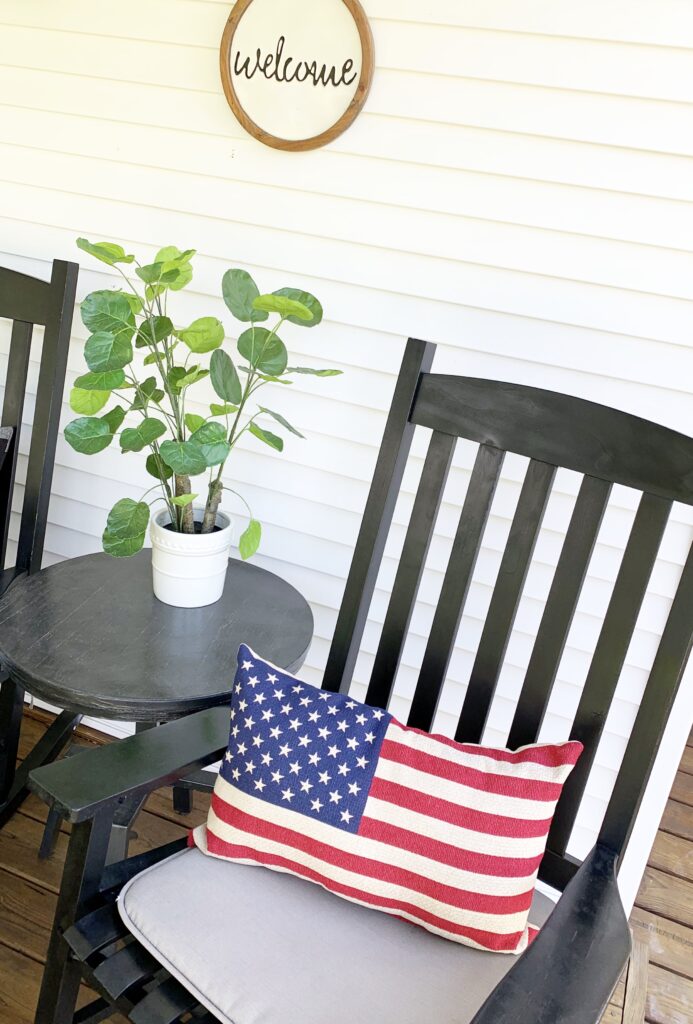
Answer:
0;683;80;829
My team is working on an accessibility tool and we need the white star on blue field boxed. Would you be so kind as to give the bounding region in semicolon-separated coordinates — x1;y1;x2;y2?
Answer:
220;645;391;832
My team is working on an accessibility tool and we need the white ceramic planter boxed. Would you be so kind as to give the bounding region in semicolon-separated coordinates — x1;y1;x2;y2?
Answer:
150;507;233;608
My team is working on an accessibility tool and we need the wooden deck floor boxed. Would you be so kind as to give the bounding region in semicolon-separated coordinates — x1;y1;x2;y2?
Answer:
0;709;691;1023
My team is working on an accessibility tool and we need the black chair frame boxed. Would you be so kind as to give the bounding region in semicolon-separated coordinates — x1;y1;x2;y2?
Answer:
0;259;80;825
29;338;693;1024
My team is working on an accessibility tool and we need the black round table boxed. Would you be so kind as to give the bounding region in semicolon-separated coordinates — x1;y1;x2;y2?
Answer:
0;550;313;842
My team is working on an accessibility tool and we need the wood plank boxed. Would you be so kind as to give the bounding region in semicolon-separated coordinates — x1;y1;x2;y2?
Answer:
659;800;693;843
670;772;693;808
0;867;56;962
600;1004;622;1024
636;868;693;930
680;745;693;776
630;908;693;978
648;831;693;883
0;943;97;1024
623;938;648;1024
645;964;693;1024
0;811;68;893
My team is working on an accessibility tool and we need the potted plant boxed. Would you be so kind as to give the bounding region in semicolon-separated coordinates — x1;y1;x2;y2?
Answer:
65;239;340;607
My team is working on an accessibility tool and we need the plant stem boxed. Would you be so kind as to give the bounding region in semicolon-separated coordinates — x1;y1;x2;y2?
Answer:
175;474;195;532
201;478;223;534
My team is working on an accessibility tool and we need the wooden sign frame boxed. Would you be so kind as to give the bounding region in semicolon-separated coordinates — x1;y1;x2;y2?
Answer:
219;0;375;151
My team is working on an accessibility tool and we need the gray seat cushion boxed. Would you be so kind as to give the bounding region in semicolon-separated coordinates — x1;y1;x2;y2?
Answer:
118;848;555;1024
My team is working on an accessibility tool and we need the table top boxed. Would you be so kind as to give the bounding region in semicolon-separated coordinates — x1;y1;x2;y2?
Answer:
0;551;313;721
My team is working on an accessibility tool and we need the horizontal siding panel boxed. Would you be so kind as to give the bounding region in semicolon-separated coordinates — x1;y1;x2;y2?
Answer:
3;143;693;299
4;107;693;253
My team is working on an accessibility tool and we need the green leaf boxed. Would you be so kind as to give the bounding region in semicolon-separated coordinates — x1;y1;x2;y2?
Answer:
120;417;167;453
84;331;133;372
155;246;196;264
273;287;323;327
189;422;230;467
137;315;173;347
286;365;342;377
102;405;126;434
64;417;113;455
210;349;242;404
171;493;198;507
178;367;209;389
146;453;173;481
258;406;305;438
166;366;188;392
74;369;126;391
131;377;165;411
143;352;159;366
252;293;312;321
165;261;193;291
248;422;283;452
135;262;178;285
123;292;143;314
159;439;208;476
145;284;166;303
76;238;135;266
80;290;136;343
239;519;261;560
69;387;110;415
176;317;224;353
222;269;268;323
237;328;287;376
184;413;205;433
102;498;149;557
210;402;238;416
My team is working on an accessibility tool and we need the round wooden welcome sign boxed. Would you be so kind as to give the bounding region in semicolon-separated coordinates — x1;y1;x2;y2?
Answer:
220;0;374;151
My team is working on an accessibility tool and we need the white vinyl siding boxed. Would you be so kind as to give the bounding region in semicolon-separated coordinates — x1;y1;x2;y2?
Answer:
0;0;692;910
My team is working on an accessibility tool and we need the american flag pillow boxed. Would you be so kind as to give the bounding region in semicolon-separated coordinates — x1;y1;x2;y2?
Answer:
192;645;582;954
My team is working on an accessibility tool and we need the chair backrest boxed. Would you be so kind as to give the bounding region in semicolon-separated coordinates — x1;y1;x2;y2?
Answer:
323;338;693;892
0;260;78;576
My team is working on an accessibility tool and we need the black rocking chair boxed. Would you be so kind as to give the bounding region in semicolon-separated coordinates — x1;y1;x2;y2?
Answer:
0;258;79;827
29;338;693;1024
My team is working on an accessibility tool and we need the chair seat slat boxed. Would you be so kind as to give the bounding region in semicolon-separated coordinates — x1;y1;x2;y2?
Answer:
507;475;612;750
366;429;456;709
455;458;556;743
549;491;672;856
130;976;199;1024
407;443;504;731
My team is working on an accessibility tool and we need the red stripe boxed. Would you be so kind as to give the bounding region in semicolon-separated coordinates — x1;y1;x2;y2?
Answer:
359;816;544;876
390;721;583;767
369;777;553;839
202;830;527;952
380;739;565;801
210;795;534;914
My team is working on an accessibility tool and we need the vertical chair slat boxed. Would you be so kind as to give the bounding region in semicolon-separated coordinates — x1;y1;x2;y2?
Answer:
599;538;693;861
507;475;612;749
0;319;32;568
15;260;77;575
548;491;672;856
407;443;505;730
322;338;435;693
455;458;556;743
365;429;456;709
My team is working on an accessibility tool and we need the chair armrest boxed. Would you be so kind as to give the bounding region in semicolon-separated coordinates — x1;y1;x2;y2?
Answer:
470;844;631;1024
28;705;229;823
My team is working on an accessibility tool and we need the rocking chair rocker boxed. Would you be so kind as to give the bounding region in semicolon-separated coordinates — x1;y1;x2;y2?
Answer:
29;338;693;1024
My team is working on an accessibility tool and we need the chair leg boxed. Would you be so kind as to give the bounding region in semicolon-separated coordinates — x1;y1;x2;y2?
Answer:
0;674;23;802
172;783;192;814
35;812;112;1024
39;804;63;859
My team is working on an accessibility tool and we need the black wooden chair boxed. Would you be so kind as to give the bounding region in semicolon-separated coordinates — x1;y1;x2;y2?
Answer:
0;259;79;825
29;338;693;1024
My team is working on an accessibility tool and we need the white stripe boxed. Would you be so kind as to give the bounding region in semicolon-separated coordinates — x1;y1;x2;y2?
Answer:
386;724;577;784
364;796;549;860
194;824;529;955
211;776;538;895
205;805;532;936
375;754;558;821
